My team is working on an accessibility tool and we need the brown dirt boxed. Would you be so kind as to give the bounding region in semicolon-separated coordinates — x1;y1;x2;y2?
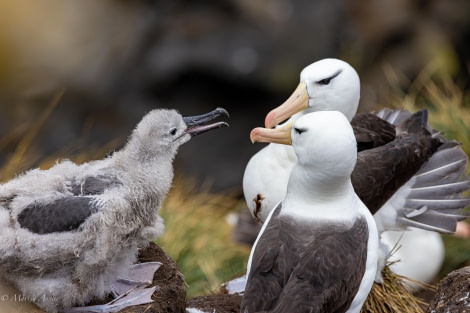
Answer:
187;294;242;313
89;242;187;313
118;242;186;313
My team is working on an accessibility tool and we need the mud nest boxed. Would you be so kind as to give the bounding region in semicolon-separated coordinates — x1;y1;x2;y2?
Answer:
89;242;187;313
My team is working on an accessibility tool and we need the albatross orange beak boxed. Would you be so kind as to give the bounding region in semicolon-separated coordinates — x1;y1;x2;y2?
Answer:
250;121;294;145
264;82;309;128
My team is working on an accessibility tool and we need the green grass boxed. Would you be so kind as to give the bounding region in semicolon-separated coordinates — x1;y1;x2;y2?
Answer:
440;235;470;278
157;178;250;298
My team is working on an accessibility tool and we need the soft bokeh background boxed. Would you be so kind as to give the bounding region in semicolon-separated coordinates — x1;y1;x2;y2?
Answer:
0;0;469;303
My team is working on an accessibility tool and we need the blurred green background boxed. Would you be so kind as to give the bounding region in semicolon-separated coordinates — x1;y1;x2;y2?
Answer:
0;0;469;300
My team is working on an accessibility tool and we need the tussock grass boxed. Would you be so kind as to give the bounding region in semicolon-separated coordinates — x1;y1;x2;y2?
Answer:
0;90;62;180
157;178;251;298
0;89;121;181
382;61;470;155
440;235;470;279
361;265;432;313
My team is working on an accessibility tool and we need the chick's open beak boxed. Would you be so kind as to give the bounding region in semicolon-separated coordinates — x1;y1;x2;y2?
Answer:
183;107;229;137
264;82;309;128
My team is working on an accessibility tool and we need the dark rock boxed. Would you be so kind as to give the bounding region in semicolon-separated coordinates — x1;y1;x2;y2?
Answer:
427;266;470;313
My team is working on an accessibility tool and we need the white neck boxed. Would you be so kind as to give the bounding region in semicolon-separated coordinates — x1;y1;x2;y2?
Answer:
281;164;360;224
265;141;297;163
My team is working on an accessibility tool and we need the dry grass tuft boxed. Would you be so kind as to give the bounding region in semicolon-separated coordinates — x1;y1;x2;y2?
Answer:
361;264;433;313
382;61;470;155
0;90;122;181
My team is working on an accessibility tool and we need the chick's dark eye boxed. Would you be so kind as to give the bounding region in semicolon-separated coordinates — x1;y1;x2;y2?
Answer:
317;78;331;85
294;127;305;135
169;127;177;136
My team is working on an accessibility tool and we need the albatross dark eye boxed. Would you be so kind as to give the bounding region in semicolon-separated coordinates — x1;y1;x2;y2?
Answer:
315;70;342;86
294;127;306;135
317;78;331;85
169;127;177;136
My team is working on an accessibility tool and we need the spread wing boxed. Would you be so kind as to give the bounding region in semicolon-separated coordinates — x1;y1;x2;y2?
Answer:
353;109;469;233
352;110;441;215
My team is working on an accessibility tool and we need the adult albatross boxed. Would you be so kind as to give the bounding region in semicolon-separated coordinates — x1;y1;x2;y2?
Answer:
241;59;469;284
0;107;228;313
246;58;469;232
241;111;379;313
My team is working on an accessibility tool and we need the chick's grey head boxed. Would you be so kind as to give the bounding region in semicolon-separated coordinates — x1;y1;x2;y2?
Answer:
132;109;188;154
127;108;229;162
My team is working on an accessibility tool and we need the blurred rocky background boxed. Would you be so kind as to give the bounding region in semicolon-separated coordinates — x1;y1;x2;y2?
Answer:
0;0;469;191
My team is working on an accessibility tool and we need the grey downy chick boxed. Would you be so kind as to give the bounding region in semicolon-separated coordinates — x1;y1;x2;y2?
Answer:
0;107;229;312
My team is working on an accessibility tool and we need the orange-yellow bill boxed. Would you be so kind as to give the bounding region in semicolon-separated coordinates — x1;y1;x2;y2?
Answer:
250;121;294;145
264;82;309;128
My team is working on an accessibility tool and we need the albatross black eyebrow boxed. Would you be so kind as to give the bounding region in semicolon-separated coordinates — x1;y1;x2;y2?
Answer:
316;69;343;85
294;127;307;135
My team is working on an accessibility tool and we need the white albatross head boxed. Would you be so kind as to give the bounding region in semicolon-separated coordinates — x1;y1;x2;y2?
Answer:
251;110;357;179
264;58;360;128
290;111;357;174
280;111;359;220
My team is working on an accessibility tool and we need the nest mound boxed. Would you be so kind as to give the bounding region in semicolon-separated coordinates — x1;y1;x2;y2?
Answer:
89;242;187;313
187;294;242;313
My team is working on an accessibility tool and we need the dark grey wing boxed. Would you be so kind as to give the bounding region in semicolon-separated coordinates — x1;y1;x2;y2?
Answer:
351;113;396;152
352;110;441;215
241;205;285;312
270;218;369;313
17;174;122;234
18;196;98;234
70;174;122;196
396;141;470;232
242;210;369;313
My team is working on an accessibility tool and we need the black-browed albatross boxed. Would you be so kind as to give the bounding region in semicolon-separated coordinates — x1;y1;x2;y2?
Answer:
241;59;469;286
241;111;379;313
0;107;229;313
